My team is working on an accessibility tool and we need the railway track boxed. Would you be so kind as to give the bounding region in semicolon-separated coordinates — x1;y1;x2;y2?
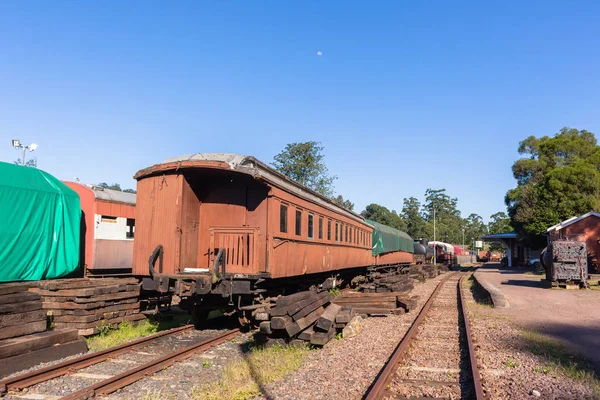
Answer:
1;325;240;399
364;272;484;400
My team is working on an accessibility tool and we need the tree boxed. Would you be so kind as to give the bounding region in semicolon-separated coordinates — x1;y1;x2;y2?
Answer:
488;212;512;234
14;158;37;167
331;194;354;211
423;189;463;244
505;127;600;247
463;213;487;249
487;211;512;252
361;203;406;231
401;197;428;239
272;141;336;197
98;182;122;191
123;188;137;194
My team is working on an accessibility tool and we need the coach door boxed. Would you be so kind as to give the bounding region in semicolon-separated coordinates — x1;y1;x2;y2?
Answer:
209;227;259;275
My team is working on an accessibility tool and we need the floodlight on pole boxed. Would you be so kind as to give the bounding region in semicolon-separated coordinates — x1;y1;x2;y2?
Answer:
11;139;38;166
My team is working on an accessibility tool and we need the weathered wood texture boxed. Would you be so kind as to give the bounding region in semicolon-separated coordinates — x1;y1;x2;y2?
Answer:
0;339;87;378
315;303;342;332
34;277;142;336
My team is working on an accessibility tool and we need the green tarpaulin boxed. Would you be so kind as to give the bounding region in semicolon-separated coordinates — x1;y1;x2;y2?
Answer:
367;219;414;256
0;162;80;282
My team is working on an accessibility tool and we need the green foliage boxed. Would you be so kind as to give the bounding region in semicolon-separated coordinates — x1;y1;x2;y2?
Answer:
422;189;484;246
328;288;341;297
463;213;487;249
202;360;211;368
361;203;406;231
331;194;354;211
487;211;512;251
14;158;37;167
98;182;136;193
401;197;428;239
504;357;521;368
86;320;159;351
272;141;337;197
193;343;308;400
506;127;600;247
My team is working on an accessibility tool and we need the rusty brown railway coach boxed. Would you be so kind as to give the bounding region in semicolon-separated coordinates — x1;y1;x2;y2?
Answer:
133;153;411;323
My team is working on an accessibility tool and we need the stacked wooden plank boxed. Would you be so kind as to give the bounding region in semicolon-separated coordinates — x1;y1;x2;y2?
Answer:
359;271;414;293
29;278;144;336
408;264;447;281
253;290;359;347
332;291;418;315
0;282;87;376
0;282;46;340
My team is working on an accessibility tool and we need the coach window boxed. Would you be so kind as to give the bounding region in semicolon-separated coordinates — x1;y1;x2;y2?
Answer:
318;217;323;239
345;225;348;242
295;209;302;236
349;227;352;243
327;220;331;241
280;204;288;233
335;222;339;241
308;214;314;239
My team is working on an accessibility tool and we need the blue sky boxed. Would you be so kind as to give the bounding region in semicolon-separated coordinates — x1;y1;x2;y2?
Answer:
1;1;599;221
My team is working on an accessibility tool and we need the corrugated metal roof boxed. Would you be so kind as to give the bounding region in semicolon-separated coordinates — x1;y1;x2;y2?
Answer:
89;186;136;205
481;232;517;240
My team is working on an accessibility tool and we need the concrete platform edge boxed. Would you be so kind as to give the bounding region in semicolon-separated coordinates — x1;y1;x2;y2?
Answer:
473;271;510;308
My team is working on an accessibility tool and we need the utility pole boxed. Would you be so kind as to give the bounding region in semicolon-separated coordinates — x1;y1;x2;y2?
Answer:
462;228;465;251
433;206;436;265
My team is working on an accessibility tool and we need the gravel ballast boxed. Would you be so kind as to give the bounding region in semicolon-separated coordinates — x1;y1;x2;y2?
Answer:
464;275;598;400
257;273;450;400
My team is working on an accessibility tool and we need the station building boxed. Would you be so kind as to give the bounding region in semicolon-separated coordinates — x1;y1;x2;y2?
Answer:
480;232;540;267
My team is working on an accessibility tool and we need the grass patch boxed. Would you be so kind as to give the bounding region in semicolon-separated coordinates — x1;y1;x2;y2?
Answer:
504;357;520;368
193;343;309;400
588;284;600;291
86;320;159;351
520;330;600;396
86;312;193;351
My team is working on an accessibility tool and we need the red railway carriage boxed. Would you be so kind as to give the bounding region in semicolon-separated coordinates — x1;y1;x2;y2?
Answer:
133;154;376;308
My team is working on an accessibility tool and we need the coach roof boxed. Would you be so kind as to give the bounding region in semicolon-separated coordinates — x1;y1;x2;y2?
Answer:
134;153;366;224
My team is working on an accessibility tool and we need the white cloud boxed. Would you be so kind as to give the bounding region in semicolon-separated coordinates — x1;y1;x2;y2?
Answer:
317;51;323;56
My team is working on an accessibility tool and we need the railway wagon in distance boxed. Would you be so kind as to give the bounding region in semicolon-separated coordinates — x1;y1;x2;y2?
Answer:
133;153;387;320
64;182;136;275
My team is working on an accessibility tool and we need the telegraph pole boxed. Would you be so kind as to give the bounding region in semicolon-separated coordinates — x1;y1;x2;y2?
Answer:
433;206;436;265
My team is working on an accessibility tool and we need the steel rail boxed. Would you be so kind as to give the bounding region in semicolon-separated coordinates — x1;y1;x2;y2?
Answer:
363;272;457;400
60;328;241;400
363;272;485;400
459;274;485;400
0;324;195;394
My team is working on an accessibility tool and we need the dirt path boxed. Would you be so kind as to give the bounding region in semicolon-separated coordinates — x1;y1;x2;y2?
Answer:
476;263;600;371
